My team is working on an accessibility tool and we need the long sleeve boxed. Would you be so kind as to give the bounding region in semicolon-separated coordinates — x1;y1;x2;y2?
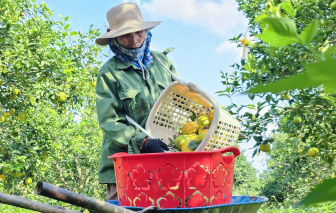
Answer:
96;71;147;150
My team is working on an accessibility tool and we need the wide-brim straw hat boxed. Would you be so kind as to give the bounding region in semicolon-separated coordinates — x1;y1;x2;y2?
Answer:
95;2;161;46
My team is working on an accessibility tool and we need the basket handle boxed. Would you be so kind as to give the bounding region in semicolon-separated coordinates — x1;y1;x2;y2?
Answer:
152;53;221;151
152;54;188;86
217;146;240;157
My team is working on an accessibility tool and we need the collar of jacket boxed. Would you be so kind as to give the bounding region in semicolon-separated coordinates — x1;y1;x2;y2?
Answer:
113;57;137;70
114;56;154;71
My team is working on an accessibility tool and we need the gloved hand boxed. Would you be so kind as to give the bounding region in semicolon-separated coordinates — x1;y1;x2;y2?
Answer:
140;138;169;153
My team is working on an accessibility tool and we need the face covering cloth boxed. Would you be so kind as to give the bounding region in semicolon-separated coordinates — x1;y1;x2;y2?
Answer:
109;30;153;80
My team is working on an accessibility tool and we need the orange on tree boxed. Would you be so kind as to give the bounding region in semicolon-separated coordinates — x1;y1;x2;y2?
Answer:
4;112;11;118
252;114;256;122
281;93;286;99
9;108;16;115
308;147;319;157
331;1;336;10
58;92;67;102
28;147;34;153
15;172;24;178
294;116;301;123
12;88;19;96
18;112;28;122
43;153;49;159
1;147;8;154
91;81;97;88
0;174;6;181
260;143;271;152
25;177;32;185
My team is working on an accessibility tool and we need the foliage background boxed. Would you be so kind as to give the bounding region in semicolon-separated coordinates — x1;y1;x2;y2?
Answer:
219;0;336;212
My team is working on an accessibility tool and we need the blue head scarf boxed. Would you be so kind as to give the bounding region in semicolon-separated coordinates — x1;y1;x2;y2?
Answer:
109;30;153;80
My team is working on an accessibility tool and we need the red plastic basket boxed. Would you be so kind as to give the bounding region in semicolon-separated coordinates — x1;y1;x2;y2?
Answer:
109;146;240;208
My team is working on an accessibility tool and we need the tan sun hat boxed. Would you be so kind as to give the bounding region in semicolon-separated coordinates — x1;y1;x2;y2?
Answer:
95;2;161;46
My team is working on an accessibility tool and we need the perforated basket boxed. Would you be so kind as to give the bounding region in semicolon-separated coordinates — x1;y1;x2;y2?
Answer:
109;146;241;208
145;81;241;151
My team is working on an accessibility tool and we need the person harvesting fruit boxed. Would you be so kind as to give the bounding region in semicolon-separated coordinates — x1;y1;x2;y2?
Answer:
94;2;177;201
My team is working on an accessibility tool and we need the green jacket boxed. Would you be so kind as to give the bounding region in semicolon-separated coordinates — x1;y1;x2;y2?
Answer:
95;51;176;184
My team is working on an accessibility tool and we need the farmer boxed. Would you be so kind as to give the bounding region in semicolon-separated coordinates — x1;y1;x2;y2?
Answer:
95;2;176;201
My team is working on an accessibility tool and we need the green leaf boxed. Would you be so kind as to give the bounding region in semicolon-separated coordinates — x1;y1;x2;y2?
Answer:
64;23;70;30
70;31;78;37
261;139;270;145
255;13;268;21
253;136;262;143
324;45;336;61
168;137;175;145
295;178;336;207
305;59;336;82
295;5;305;16
252;149;258;158
247;104;255;109
247;72;322;94
258;17;300;46
187;140;199;150
190;111;197;121
65;16;69;21
248;58;336;94
319;95;336;107
300;19;319;45
281;2;294;17
324;81;336;94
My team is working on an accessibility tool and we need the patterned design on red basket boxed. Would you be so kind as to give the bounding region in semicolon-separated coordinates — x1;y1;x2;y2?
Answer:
133;192;154;207
111;147;240;208
210;190;225;205
119;191;132;206
156;191;182;208
116;166;129;190
155;163;182;190
211;163;228;188
130;163;153;190
185;190;209;207
185;162;210;189
225;161;235;202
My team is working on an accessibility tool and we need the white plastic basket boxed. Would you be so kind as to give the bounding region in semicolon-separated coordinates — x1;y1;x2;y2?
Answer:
145;55;241;151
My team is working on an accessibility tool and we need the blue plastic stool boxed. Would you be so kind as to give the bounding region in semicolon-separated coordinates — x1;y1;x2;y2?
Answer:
107;195;268;213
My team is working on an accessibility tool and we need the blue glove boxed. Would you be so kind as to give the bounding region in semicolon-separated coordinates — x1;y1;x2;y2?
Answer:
140;138;169;153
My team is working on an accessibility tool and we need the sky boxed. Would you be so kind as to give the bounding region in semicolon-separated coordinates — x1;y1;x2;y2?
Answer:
35;0;270;173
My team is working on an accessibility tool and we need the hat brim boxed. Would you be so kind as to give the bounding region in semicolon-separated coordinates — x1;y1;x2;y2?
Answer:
95;21;161;46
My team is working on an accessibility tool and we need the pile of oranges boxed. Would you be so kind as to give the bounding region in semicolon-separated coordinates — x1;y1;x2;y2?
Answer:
170;109;215;152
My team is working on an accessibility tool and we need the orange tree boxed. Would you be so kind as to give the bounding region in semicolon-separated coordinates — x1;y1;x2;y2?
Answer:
232;149;261;196
217;0;336;208
0;0;104;200
259;134;335;206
